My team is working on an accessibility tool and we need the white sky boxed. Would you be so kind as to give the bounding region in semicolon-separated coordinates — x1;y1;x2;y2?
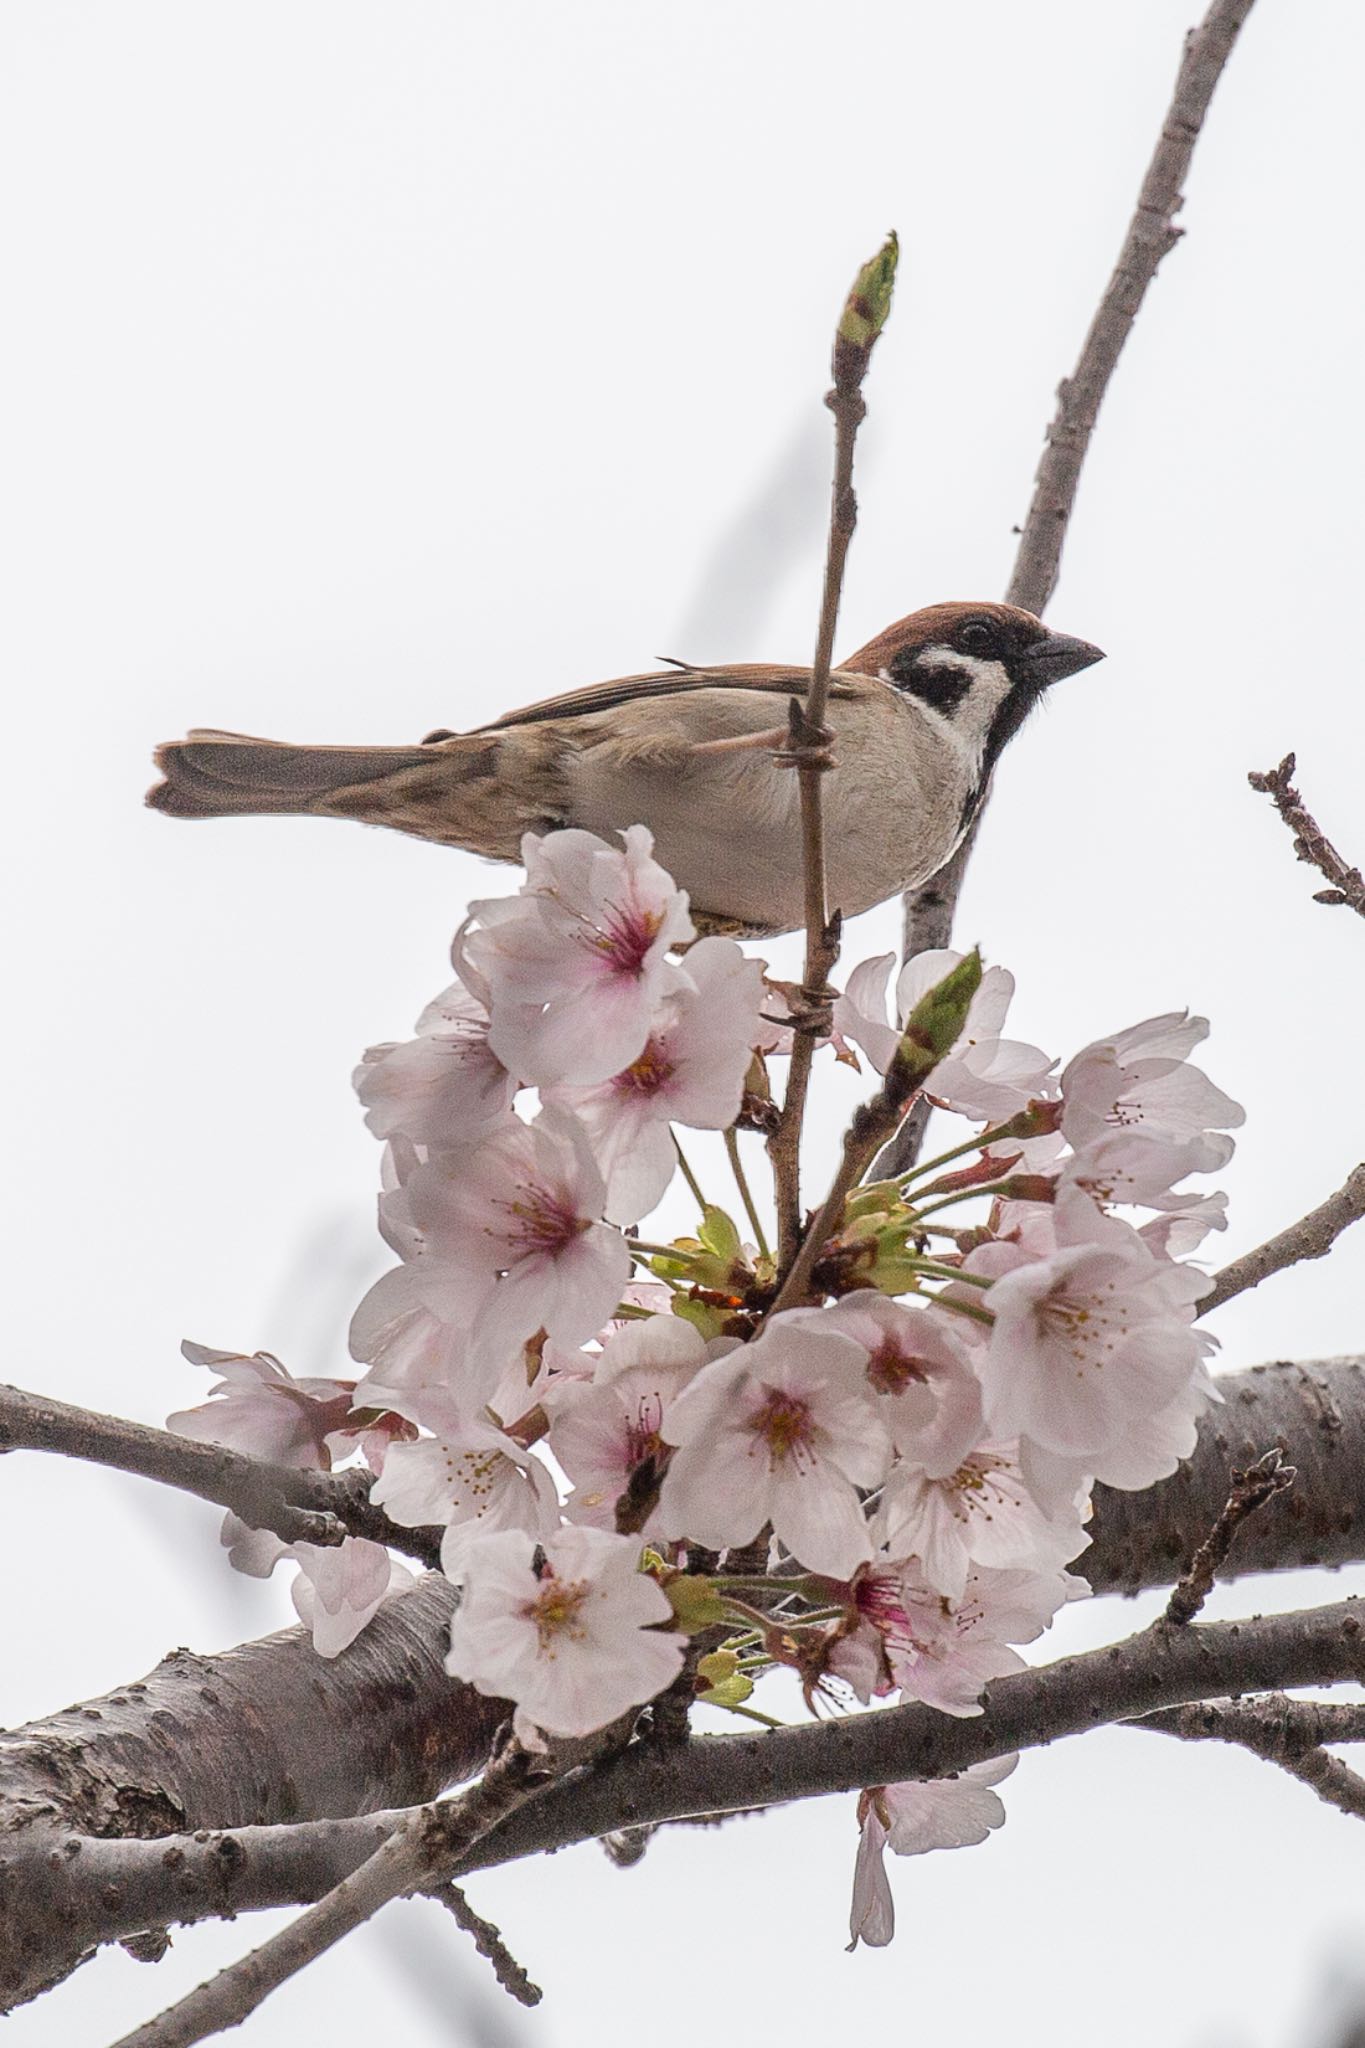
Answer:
3;2;1365;2043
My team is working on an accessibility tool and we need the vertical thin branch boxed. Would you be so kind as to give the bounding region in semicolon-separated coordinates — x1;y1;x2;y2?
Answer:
1004;0;1258;621
768;233;899;1270
884;0;1258;1176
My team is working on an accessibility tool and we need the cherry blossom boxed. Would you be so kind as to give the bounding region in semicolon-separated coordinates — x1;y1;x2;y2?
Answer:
545;936;767;1224
972;1211;1208;1461
351;1106;631;1386
657;1313;891;1576
876;1442;1091;1600
1021;1357;1221;1497
803;1291;983;1477
830;1560;1081;1712
1059;1011;1244;1168
289;1538;416;1659
1138;1190;1229;1258
445;1524;685;1741
548;1315;715;1534
167;1341;355;1469
834;948;1054;1121
848;1758;1018;1949
457;826;695;1086
368;1389;561;1576
353;974;516;1149
1060;1126;1228;1213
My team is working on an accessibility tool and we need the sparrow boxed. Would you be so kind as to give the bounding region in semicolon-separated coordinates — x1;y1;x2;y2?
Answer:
147;601;1102;937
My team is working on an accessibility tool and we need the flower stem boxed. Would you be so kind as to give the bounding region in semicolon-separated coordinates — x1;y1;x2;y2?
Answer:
907;1259;993;1288
911;1180;1018;1223
725;1126;772;1261
715;1700;788;1729
897;1129;997;1185
672;1133;709;1213
927;1292;996;1328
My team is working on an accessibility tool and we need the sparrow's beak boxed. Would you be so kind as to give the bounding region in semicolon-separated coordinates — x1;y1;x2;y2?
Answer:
1019;631;1106;687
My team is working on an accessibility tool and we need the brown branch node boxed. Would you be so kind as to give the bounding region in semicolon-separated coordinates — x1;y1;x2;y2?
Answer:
1249;751;1365;919
1161;1448;1296;1626
432;1882;542;2008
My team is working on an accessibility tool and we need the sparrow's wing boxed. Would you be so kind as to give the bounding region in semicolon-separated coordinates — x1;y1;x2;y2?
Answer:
472;664;861;734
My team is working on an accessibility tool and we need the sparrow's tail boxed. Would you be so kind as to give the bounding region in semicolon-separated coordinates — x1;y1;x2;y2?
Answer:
146;729;485;824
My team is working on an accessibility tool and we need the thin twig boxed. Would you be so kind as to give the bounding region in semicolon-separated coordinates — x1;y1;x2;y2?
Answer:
884;0;1258;1178
768;235;897;1273
1201;1165;1365;1313
431;1882;542;2008
1249;752;1365;917
111;1745;548;2048
1138;1695;1365;1823
0;1380;443;1566
1161;1448;1295;1627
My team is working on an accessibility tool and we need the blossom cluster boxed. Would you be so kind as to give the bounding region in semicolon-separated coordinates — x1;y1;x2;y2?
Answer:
168;825;1242;1949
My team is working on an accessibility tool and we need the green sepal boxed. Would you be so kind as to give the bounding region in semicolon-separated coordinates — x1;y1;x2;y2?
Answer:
695;1649;755;1709
663;1573;729;1634
698;1205;743;1262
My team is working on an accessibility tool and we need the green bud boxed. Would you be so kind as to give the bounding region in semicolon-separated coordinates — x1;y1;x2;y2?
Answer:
836;231;899;361
671;1293;737;1343
892;949;983;1092
842;1179;903;1224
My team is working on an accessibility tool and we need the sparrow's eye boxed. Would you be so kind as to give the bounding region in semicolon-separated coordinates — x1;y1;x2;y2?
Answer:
956;620;999;658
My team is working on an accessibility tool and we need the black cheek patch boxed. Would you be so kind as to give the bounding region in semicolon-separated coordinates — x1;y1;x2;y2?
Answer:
894;664;971;717
980;682;1040;781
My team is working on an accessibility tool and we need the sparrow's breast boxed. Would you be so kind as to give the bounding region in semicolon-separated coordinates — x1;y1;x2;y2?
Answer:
556;684;976;936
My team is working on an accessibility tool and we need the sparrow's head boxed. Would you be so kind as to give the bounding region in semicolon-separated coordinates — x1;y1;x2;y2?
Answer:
844;600;1104;779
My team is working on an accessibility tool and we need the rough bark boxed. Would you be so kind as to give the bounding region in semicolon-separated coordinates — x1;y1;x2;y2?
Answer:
3;1355;1365;2008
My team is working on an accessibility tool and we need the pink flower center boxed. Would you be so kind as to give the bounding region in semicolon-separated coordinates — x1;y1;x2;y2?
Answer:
582;897;664;980
854;1573;943;1665
522;1572;592;1653
500;1181;591;1259
614;1035;677;1097
624;1392;666;1466
747;1388;816;1471
866;1341;929;1397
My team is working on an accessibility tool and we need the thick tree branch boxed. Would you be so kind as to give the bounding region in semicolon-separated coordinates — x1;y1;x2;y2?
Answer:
1249;752;1365;918
0;1381;442;1568
455;1597;1365;1876
112;1746;549;2048
8;1354;1365;2008
886;0;1257;1175
1201;1165;1365;1314
24;1598;1365;2008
